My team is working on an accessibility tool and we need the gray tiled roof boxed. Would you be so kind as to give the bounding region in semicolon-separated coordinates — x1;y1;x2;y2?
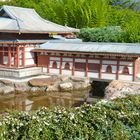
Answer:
36;42;140;55
0;5;79;33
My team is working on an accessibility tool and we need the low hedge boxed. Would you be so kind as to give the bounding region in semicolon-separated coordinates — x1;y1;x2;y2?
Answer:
0;95;140;140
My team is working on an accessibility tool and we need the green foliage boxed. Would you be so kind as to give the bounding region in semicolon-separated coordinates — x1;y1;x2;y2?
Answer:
0;95;140;140
78;26;123;42
0;0;140;42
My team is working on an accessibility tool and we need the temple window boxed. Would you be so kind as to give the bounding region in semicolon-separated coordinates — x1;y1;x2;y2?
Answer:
106;65;112;73
52;61;57;69
64;62;70;70
123;66;129;74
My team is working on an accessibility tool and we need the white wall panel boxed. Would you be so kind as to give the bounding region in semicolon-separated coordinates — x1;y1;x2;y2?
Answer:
3;56;8;64
50;61;60;68
102;60;117;65
75;71;85;77
50;57;60;61
50;69;59;74
11;57;14;65
25;47;35;52
25;52;34;59
63;58;73;61
88;60;100;64
88;72;99;78
75;59;86;63
62;70;72;76
119;75;133;81
62;62;72;69
102;73;116;80
25;59;35;65
120;61;133;66
42;67;48;73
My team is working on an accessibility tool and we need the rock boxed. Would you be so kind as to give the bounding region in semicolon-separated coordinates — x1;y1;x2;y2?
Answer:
0;86;15;94
0;80;13;86
105;80;140;100
46;85;60;92
29;78;55;87
30;87;41;92
70;77;87;82
59;82;73;91
61;76;69;82
15;82;31;91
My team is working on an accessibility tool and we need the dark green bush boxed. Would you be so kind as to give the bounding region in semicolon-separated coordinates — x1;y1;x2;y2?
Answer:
78;26;124;42
0;95;140;140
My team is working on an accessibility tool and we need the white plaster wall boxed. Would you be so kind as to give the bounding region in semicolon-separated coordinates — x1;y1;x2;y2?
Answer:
50;61;60;68
25;47;35;52
42;67;48;73
102;60;117;65
62;62;72;69
102;73;116;80
75;59;86;63
25;52;34;59
88;60;100;64
11;57;14;65
88;72;99;78
25;59;35;65
50;68;59;74
119;66;133;74
102;65;117;73
119;75;133;81
3;56;8;64
75;71;85;77
120;61;133;66
62;70;72;76
50;57;60;61
62;58;73;62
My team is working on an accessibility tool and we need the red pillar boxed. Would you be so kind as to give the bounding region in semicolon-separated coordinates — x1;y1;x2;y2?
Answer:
133;58;136;81
16;46;19;68
8;45;11;67
60;54;63;75
99;56;102;79
72;55;75;76
116;57;120;80
22;46;25;67
85;56;88;77
47;54;50;74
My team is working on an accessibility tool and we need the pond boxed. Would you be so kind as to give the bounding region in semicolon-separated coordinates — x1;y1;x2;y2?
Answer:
0;89;98;113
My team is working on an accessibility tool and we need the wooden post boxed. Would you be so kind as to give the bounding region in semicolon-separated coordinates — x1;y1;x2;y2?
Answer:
85;56;88;77
116;57;120;80
60;54;63;75
99;56;102;79
72;55;75;76
8;45;11;67
22;46;25;67
16;46;19;68
47;54;50;74
133;58;136;81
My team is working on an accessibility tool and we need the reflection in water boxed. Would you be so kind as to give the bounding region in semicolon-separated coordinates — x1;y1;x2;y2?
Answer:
0;89;97;113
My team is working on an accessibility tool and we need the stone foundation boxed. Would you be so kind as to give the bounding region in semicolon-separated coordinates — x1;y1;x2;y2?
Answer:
0;67;42;78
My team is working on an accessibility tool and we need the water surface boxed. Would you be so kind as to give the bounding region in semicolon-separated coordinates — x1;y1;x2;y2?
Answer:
0;89;96;112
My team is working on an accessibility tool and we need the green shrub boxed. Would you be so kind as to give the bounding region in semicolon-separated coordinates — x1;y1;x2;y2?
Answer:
0;95;140;140
78;26;123;42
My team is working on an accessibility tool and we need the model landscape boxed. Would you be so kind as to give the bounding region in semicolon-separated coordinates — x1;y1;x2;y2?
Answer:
0;0;140;139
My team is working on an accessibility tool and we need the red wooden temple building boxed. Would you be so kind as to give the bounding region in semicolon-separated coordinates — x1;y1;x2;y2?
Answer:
0;5;140;81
